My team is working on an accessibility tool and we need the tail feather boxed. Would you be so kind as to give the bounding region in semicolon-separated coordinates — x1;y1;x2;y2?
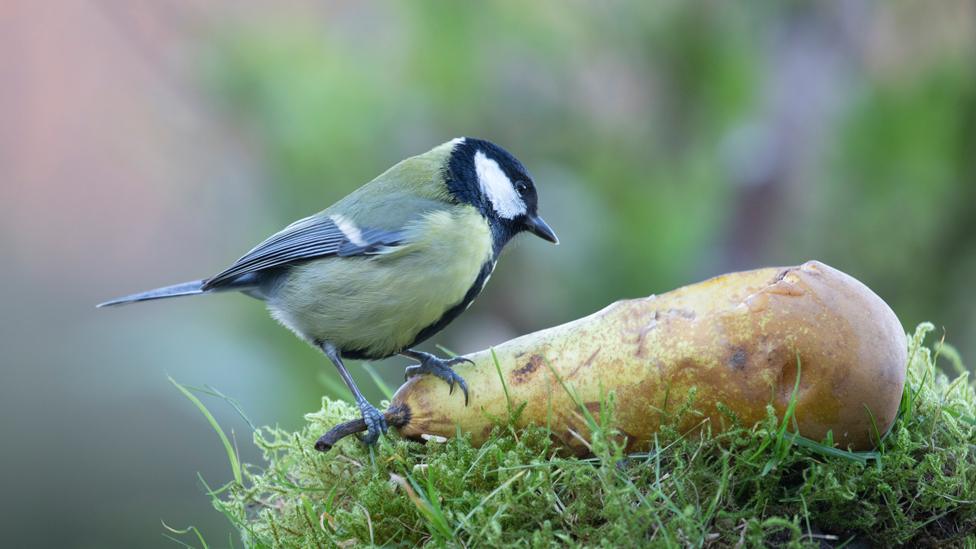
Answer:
96;280;206;307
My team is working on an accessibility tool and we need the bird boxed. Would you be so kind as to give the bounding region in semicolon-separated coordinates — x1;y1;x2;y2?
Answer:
98;137;558;445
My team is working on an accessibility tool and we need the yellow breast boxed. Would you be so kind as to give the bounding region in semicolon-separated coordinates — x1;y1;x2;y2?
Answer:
270;206;494;357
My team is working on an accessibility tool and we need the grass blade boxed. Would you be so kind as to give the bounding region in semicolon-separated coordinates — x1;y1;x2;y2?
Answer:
169;377;243;485
161;520;209;549
361;362;394;400
490;348;513;417
318;372;352;402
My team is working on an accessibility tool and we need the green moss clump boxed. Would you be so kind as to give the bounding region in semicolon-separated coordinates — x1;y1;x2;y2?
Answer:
195;324;975;547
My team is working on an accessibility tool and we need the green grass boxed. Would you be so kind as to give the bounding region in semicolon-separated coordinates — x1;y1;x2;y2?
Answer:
173;324;976;547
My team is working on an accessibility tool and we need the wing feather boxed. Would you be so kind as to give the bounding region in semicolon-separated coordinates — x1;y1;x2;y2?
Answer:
202;214;404;290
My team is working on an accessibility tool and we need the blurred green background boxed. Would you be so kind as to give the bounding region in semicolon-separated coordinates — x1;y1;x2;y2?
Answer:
2;1;974;546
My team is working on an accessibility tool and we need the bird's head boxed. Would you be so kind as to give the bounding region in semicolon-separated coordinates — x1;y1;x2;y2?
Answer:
444;137;558;250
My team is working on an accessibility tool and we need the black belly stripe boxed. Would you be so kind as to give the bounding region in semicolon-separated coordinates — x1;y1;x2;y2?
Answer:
340;258;496;360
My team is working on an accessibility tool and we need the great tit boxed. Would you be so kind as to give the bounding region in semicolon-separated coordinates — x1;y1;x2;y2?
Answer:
99;137;558;444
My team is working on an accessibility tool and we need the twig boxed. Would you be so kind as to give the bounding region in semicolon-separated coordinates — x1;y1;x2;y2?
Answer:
314;404;410;452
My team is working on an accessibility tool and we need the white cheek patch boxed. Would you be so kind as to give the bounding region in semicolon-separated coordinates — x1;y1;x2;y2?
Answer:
329;214;367;246
474;151;526;219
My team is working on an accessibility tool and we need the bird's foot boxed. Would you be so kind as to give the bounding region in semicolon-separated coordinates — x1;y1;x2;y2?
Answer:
356;397;388;445
404;353;472;405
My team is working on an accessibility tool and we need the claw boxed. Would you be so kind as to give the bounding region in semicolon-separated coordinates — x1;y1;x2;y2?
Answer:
403;353;471;406
356;398;388;445
456;376;470;406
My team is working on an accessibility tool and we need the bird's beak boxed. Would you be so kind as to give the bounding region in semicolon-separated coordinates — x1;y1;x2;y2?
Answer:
524;214;559;244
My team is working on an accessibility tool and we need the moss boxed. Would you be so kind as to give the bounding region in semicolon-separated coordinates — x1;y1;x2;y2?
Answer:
188;324;975;547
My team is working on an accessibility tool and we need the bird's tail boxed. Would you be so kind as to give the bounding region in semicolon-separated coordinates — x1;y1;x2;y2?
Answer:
96;280;206;307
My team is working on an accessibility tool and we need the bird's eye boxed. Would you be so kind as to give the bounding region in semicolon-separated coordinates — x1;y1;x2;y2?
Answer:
515;181;529;195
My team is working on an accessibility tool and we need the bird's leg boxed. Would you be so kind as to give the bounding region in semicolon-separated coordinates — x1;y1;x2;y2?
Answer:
400;349;473;405
320;342;387;444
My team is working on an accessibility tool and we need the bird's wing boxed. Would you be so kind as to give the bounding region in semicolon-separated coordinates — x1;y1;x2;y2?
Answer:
202;213;405;290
